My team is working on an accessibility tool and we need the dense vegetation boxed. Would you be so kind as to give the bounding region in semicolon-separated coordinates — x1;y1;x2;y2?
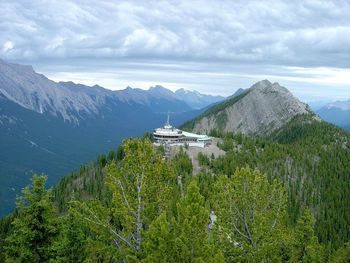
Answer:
209;115;350;249
0;114;349;262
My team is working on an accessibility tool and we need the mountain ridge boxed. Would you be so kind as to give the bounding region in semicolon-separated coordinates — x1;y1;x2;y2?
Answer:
317;99;350;128
0;59;223;123
0;59;219;215
181;80;312;136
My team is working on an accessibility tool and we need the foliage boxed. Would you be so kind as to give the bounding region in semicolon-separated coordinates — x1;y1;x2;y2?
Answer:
209;115;350;249
213;167;291;262
292;209;324;262
52;206;88;263
5;175;59;262
330;242;350;263
1;116;349;262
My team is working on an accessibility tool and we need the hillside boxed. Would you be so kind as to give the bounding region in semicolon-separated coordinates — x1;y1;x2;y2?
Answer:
213;115;350;247
48;115;350;248
1;75;349;260
181;80;311;136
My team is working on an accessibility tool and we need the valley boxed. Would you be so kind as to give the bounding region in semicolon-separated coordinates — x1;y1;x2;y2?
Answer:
0;59;224;215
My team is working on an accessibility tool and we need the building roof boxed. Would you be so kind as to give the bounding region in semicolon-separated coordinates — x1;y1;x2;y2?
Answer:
181;131;211;141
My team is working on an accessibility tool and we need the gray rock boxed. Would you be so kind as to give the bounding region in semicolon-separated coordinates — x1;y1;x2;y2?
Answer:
192;80;310;136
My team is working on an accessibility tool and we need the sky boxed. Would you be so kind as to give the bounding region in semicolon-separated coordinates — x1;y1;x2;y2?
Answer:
1;0;350;103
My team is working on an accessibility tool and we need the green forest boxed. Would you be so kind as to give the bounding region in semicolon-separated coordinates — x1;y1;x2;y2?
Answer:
0;115;350;262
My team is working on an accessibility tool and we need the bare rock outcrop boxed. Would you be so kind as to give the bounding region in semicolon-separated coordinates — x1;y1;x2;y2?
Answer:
192;80;310;136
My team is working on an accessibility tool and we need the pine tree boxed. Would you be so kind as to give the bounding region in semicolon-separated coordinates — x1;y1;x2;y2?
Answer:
53;207;88;263
5;175;58;263
293;209;324;263
173;180;223;263
143;180;223;263
330;242;350;263
142;212;174;263
213;167;289;262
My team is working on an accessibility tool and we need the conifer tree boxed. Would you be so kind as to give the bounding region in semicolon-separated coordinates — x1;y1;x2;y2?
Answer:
143;180;223;263
72;138;176;261
330;242;350;263
213;167;289;262
142;212;174;263
5;175;58;263
173;180;210;262
293;209;324;262
53;207;88;263
173;180;223;263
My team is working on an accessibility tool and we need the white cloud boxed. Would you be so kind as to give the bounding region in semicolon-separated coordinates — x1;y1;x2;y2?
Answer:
1;0;349;65
2;41;14;52
0;0;349;101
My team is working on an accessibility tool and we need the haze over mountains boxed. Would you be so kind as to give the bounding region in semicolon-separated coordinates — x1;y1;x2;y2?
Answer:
0;59;224;215
317;99;350;131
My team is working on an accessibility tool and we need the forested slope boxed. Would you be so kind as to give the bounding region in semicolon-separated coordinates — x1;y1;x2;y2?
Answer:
0;115;349;261
208;114;350;248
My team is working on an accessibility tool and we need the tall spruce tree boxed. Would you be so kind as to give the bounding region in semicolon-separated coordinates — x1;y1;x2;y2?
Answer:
5;175;58;263
174;180;223;263
142;212;175;263
293;209;324;262
53;207;88;263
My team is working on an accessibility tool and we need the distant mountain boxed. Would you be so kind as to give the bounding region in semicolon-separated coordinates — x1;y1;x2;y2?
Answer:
181;80;311;136
307;100;330;111
174;88;225;109
0;59;212;215
229;88;246;98
317;99;350;128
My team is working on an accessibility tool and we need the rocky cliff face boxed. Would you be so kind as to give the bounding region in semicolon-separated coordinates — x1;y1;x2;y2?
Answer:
191;80;310;136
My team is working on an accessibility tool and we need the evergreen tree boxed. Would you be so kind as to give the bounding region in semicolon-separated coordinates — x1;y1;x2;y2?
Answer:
53;207;88;263
143;180;223;263
292;209;324;262
213;167;289;262
72;138;176;261
5;175;58;263
173;180;210;262
142;212;174;263
173;180;223;263
330;242;350;263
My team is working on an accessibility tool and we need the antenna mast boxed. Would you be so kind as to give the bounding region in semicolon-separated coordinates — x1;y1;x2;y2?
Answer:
166;111;170;126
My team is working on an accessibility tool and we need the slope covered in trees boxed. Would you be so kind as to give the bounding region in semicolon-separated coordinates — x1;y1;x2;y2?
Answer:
208;114;350;249
0;114;349;261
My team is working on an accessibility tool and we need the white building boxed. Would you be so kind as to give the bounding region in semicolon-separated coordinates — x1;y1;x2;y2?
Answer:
153;115;211;148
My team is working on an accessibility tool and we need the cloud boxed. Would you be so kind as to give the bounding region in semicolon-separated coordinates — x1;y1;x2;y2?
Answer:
0;0;349;101
2;41;14;52
1;0;349;66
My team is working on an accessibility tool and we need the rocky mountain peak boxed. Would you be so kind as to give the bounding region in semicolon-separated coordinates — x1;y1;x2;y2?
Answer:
187;80;310;136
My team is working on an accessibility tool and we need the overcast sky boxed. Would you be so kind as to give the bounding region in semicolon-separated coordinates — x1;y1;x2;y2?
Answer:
1;0;350;102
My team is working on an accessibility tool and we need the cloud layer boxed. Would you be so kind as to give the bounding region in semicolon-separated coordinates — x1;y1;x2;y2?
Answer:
1;0;350;101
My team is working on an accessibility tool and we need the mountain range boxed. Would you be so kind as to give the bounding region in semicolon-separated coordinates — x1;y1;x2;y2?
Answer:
316;99;350;131
0;59;225;215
